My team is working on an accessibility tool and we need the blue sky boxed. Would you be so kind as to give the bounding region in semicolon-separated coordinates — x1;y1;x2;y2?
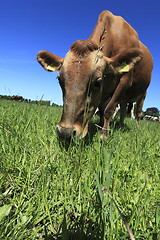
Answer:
0;0;159;110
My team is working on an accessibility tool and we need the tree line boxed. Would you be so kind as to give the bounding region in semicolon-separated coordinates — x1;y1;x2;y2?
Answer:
0;95;61;107
0;95;159;116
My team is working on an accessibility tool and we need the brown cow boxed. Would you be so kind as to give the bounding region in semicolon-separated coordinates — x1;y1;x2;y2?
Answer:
37;11;153;139
12;95;23;101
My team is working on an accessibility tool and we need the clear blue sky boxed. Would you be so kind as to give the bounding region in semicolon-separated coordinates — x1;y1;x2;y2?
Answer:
0;0;159;110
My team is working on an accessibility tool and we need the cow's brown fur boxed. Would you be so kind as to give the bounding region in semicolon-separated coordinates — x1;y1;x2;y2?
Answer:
70;40;98;57
37;11;153;140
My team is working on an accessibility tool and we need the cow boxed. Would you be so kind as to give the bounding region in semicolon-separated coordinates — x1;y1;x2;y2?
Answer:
112;102;135;120
12;95;23;101
37;10;153;140
144;115;160;122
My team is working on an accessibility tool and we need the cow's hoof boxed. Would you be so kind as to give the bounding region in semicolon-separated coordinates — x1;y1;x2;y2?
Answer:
100;132;107;140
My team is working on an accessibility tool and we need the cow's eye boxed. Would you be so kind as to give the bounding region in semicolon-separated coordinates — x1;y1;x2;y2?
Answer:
94;78;102;88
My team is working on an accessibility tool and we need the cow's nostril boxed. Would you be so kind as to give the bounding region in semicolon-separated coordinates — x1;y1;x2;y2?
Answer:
57;128;70;139
56;125;77;140
72;129;77;136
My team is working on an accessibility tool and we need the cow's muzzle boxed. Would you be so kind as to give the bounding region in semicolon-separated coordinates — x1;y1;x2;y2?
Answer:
56;125;77;140
56;122;88;140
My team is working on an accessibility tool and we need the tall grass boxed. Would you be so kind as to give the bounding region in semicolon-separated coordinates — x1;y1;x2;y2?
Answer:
0;100;159;239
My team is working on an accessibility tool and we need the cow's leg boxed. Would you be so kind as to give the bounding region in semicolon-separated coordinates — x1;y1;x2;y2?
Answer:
130;107;135;119
129;103;135;119
100;74;131;139
136;92;146;127
127;102;134;118
98;98;111;127
112;104;120;119
100;101;118;139
99;110;104;127
120;102;127;125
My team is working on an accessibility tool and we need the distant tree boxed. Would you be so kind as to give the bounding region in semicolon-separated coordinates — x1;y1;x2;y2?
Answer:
0;95;12;100
52;102;61;107
145;107;159;118
31;100;51;106
38;100;50;106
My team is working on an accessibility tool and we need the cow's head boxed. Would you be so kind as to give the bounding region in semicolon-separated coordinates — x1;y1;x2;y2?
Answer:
37;40;142;139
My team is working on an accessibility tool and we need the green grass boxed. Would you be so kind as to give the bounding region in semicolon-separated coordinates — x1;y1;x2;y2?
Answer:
0;100;159;240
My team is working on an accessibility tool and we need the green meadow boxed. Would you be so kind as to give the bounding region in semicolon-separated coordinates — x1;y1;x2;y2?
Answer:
0;100;159;240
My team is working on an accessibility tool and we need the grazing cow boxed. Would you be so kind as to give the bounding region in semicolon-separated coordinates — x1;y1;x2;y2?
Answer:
112;102;135;120
144;115;160;122
12;95;23;101
37;11;153;139
127;103;136;120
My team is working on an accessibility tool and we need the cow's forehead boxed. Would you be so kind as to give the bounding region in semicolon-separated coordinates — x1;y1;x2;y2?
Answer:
62;50;104;71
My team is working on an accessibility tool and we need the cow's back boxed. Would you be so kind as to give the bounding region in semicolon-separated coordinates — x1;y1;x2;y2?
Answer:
90;11;153;102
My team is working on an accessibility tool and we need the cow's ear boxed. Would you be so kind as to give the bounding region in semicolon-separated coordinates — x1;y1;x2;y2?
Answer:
105;48;143;74
37;50;64;72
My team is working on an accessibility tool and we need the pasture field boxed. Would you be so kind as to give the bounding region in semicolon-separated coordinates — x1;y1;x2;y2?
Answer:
0;100;159;240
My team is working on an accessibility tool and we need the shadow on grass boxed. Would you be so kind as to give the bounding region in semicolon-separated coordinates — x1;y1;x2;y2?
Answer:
42;221;104;240
56;121;98;150
110;120;131;133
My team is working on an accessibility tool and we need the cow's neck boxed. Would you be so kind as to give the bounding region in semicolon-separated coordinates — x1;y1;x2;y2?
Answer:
88;22;107;46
